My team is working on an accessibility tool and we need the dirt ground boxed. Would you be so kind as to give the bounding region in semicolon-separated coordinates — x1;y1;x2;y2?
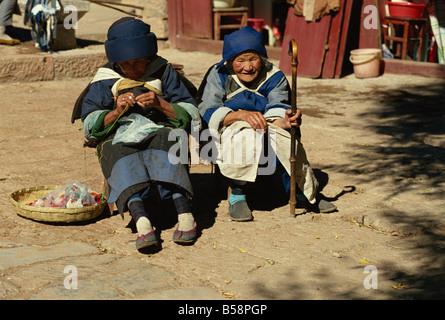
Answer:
1;5;445;299
1;45;444;299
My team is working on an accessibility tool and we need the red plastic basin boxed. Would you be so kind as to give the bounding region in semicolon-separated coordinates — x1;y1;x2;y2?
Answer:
387;1;427;18
247;18;264;32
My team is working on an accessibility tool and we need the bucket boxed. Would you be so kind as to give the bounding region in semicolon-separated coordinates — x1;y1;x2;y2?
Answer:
247;18;265;33
387;1;427;18
349;48;381;79
213;0;235;8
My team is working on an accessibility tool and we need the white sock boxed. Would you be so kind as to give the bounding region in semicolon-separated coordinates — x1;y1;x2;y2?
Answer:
136;217;153;236
0;26;12;41
178;213;195;231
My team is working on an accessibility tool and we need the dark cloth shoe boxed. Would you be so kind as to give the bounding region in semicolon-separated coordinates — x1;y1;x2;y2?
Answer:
228;200;253;222
135;229;158;250
173;222;198;244
304;198;337;213
317;199;337;213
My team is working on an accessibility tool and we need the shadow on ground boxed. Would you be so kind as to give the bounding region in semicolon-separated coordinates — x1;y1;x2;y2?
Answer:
260;78;445;299
333;80;445;200
7;26;103;50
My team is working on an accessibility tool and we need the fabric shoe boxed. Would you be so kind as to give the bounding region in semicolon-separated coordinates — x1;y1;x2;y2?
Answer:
135;229;158;250
228;200;253;222
317;199;337;213
173;222;198;244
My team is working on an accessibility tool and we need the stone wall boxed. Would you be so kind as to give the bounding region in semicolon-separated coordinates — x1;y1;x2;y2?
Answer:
0;50;107;82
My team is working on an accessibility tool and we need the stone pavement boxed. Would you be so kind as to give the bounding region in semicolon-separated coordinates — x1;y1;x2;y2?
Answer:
0;241;225;300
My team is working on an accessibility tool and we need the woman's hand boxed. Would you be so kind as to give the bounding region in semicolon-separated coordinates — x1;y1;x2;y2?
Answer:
223;110;268;132
136;91;177;119
135;91;160;109
116;92;136;113
273;108;302;129
104;92;135;126
104;91;177;128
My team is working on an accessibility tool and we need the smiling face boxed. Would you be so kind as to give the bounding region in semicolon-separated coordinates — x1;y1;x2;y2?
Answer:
117;57;148;80
230;51;263;83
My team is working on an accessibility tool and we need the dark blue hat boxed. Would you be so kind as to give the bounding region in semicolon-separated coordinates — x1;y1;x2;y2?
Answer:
217;26;267;69
105;17;158;63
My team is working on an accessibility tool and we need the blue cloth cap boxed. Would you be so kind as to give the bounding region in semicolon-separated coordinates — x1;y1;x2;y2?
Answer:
217;26;267;69
105;17;158;63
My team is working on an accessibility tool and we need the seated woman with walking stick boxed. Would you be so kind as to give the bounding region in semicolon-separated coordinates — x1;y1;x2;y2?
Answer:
197;26;336;221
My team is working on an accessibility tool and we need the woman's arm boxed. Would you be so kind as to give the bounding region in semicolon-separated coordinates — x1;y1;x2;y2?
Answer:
222;110;268;131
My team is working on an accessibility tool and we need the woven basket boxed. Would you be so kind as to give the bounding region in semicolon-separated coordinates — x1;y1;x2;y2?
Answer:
10;186;107;223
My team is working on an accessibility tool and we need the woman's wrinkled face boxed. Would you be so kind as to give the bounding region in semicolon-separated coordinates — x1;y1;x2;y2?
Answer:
231;51;263;83
118;57;147;80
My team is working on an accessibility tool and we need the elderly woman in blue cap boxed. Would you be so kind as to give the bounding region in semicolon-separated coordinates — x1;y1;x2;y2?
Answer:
76;17;200;250
198;26;336;221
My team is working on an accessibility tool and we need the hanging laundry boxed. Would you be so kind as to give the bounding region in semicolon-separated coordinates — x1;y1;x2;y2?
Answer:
429;1;445;64
286;0;340;21
23;0;61;51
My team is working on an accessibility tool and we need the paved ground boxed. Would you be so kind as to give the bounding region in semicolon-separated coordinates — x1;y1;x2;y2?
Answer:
0;4;445;304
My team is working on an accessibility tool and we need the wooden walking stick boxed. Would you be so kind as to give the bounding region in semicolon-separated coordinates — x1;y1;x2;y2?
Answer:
289;39;298;217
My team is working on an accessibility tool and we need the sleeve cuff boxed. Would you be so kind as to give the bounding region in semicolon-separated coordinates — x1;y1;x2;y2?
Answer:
83;110;113;140
169;103;193;130
264;107;287;120
208;106;233;132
